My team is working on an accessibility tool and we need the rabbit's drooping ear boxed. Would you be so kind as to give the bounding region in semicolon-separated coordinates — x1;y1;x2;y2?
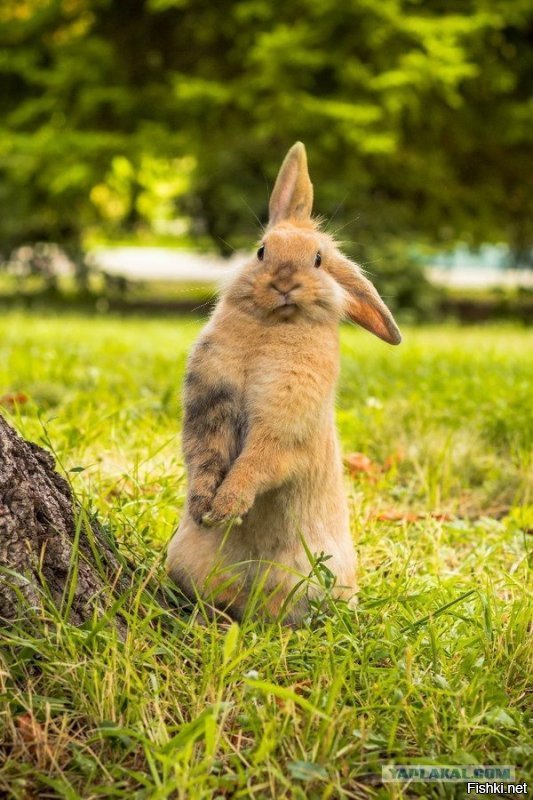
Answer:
269;142;314;225
329;258;402;345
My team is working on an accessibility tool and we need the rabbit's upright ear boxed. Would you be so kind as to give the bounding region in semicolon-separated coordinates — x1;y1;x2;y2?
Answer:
269;142;313;225
329;257;402;345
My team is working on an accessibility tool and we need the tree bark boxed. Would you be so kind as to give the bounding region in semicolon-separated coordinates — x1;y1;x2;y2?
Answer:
0;415;133;625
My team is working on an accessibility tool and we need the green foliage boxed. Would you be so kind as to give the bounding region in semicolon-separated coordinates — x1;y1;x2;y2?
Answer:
0;0;531;266
0;314;531;796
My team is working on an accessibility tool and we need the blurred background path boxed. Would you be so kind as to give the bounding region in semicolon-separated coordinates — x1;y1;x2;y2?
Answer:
91;246;533;289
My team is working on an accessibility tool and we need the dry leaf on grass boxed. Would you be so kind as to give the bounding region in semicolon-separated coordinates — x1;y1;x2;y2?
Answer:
0;392;29;408
16;712;46;745
374;510;420;522
344;452;378;475
14;713;54;768
344;450;404;479
372;510;454;523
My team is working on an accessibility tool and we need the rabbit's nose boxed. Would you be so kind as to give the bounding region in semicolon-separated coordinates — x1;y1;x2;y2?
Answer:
270;281;302;295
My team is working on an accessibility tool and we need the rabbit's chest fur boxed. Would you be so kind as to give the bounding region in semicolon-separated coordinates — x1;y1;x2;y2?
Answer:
183;305;346;550
200;305;339;444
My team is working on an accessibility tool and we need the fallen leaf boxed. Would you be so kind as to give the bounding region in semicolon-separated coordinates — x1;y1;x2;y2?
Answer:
16;712;45;746
383;449;405;470
344;452;377;475
375;510;420;522
372;510;455;523
14;712;63;770
0;392;29;408
344;450;404;479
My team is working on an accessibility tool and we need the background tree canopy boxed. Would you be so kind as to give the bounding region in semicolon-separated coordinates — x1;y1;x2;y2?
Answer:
1;0;532;265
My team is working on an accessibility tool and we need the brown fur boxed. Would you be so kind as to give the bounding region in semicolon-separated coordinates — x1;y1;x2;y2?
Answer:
167;142;401;623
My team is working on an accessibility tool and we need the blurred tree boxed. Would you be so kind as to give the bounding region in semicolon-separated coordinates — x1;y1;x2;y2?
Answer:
0;0;531;271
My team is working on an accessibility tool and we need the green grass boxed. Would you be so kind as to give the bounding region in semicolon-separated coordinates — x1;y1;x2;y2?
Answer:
0;312;531;799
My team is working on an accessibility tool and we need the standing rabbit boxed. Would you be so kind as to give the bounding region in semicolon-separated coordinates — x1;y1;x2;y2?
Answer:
167;142;401;623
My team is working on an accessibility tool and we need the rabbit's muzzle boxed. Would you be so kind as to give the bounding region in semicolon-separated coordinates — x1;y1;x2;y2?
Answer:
269;280;302;304
269;261;302;304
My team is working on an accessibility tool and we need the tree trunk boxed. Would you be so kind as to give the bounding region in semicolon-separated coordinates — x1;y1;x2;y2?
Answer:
0;415;133;625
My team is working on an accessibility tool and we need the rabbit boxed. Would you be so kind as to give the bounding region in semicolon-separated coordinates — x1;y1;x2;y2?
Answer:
166;142;401;624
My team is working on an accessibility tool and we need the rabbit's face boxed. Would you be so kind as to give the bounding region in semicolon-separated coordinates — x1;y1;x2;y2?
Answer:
228;222;345;323
225;143;401;344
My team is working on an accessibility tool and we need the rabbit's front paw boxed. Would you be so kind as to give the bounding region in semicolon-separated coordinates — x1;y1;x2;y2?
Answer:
188;492;215;526
201;485;252;528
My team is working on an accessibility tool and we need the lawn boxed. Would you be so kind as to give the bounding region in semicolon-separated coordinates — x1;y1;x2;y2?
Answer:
0;312;531;799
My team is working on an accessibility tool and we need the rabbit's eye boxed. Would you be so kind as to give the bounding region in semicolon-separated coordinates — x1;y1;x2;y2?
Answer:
257;245;265;261
314;252;322;268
